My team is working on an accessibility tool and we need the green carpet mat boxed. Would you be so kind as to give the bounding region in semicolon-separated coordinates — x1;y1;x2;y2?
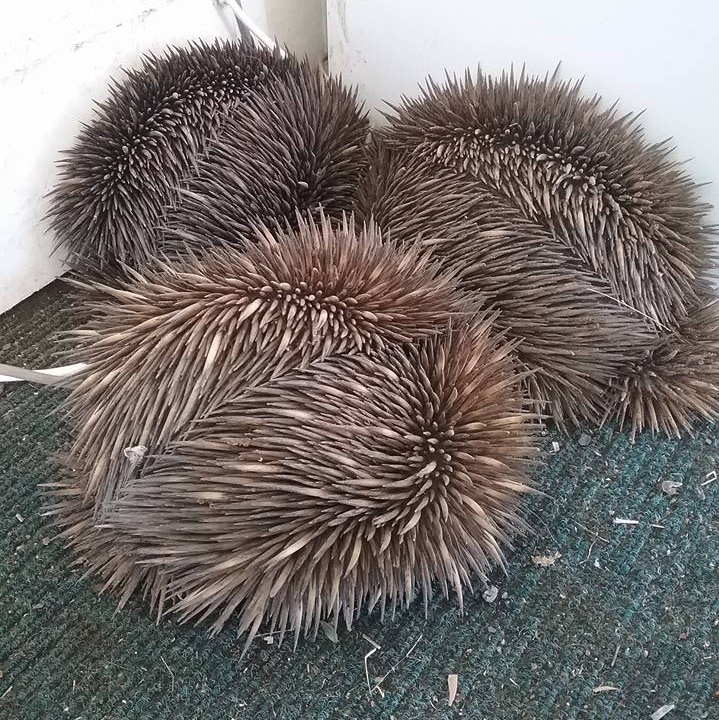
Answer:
0;282;717;720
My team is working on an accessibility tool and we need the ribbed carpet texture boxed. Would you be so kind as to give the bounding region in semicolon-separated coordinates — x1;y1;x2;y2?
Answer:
0;282;717;720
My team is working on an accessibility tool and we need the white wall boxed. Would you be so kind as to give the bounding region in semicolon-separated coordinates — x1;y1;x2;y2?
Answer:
327;0;719;232
241;0;327;65
0;0;325;314
0;0;231;314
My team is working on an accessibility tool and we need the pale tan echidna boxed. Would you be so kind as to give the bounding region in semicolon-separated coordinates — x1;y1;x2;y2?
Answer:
57;214;465;509
366;69;719;435
46;215;535;646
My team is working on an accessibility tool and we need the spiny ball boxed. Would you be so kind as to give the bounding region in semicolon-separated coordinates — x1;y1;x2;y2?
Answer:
161;60;369;256
47;40;303;274
364;69;719;435
48;216;535;646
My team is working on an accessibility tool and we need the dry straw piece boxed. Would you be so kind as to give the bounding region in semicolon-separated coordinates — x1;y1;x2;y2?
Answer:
361;68;719;435
47;216;536;649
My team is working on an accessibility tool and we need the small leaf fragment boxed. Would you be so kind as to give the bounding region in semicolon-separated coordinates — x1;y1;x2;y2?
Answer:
531;551;562;567
448;674;459;706
320;621;338;643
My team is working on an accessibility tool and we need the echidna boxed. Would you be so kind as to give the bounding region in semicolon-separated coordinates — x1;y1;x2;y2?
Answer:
609;298;719;435
61;214;463;507
355;142;654;427
364;69;719;435
48;215;535;645
47;40;302;274
161;62;369;256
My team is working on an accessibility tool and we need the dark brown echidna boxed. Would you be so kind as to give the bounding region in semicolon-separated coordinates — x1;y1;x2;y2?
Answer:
47;39;299;274
161;62;369;256
364;69;719;435
48;215;535;645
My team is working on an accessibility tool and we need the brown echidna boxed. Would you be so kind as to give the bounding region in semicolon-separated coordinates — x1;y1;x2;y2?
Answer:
382;68;715;326
47;39;299;274
161;62;369;256
364;69;719;435
61;214;463;508
48;215;535;645
609;298;719;435
355;142;654;427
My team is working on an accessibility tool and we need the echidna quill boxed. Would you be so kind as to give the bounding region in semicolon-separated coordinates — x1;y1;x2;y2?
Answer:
47;215;536;646
48;39;362;274
366;68;719;435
